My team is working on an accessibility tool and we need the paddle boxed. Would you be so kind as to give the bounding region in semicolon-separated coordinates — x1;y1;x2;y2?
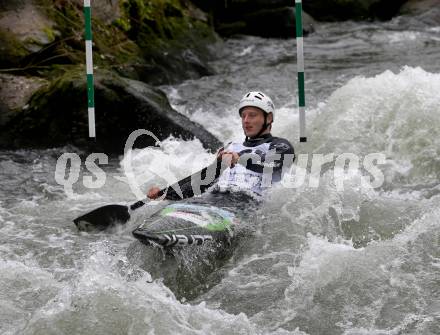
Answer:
73;157;230;232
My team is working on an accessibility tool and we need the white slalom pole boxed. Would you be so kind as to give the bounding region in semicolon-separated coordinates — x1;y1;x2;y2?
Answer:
84;0;95;138
295;0;306;142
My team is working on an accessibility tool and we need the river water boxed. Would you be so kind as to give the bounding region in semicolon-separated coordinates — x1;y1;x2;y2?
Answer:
1;15;440;335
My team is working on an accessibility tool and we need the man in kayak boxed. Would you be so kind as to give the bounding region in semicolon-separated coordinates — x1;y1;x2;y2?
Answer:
147;91;295;200
131;92;295;251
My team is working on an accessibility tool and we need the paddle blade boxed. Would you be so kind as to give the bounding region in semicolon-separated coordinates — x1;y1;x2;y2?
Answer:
73;204;130;232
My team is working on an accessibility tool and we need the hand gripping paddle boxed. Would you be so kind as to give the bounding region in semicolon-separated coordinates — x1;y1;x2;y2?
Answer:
73;158;229;232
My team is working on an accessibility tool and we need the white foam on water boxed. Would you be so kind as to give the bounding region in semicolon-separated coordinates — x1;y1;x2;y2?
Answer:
18;242;293;335
0;259;61;335
119;136;216;196
311;66;440;185
285;234;359;304
235;45;255;57
1;21;439;335
192;106;244;144
371;31;424;44
428;27;440;32
280;198;440;334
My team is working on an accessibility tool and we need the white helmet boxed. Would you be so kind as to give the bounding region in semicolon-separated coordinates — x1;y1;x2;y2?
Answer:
238;91;275;118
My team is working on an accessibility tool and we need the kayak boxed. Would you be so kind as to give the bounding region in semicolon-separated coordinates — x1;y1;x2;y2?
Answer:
132;202;237;248
74;187;258;299
127;204;238;300
128;192;257;299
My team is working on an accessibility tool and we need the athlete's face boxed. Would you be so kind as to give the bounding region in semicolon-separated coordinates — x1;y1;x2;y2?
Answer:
240;106;272;138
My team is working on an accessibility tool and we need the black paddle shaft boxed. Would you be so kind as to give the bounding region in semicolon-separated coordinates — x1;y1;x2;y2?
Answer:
129;149;251;210
129;158;225;210
73;154;244;232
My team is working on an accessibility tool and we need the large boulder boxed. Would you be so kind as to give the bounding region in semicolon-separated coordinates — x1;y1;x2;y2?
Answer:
0;68;221;153
215;0;293;20
0;73;48;127
244;7;315;38
302;0;407;21
215;4;315;37
117;0;219;85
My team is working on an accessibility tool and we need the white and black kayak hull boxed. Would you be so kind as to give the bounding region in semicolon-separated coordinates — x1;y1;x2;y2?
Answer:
132;203;236;248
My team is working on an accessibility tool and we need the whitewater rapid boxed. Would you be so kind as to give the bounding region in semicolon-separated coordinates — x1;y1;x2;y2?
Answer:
1;17;439;335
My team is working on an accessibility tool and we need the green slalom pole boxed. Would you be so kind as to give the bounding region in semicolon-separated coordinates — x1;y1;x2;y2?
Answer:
295;0;306;142
84;0;96;138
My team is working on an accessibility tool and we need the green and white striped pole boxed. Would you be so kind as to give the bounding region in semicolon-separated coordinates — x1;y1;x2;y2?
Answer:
295;0;306;142
84;0;95;138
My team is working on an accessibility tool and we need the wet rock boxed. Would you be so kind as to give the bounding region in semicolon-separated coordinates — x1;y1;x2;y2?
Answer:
211;0;407;35
136;41;217;86
0;73;48;127
0;1;223;153
0;1;58;67
302;0;407;21
70;0;121;24
0;68;221;153
215;5;315;38
244;7;315;38
215;20;247;37
120;0;219;85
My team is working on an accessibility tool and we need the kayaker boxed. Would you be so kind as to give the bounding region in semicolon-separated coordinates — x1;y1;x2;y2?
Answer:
147;91;295;200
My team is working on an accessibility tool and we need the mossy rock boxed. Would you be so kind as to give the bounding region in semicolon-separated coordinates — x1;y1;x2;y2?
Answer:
18;0;144;77
0;67;221;154
116;0;219;84
1;0;219;86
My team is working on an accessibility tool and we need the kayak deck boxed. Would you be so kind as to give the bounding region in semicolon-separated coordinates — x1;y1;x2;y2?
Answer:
132;203;236;248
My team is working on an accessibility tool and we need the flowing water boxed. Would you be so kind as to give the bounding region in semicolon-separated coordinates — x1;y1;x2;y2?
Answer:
1;15;440;335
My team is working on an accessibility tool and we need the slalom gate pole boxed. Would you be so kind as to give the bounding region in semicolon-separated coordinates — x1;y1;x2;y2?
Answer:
84;0;96;138
295;0;306;142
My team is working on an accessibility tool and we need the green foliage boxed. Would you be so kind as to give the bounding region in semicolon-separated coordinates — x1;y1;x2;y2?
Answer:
114;16;131;32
